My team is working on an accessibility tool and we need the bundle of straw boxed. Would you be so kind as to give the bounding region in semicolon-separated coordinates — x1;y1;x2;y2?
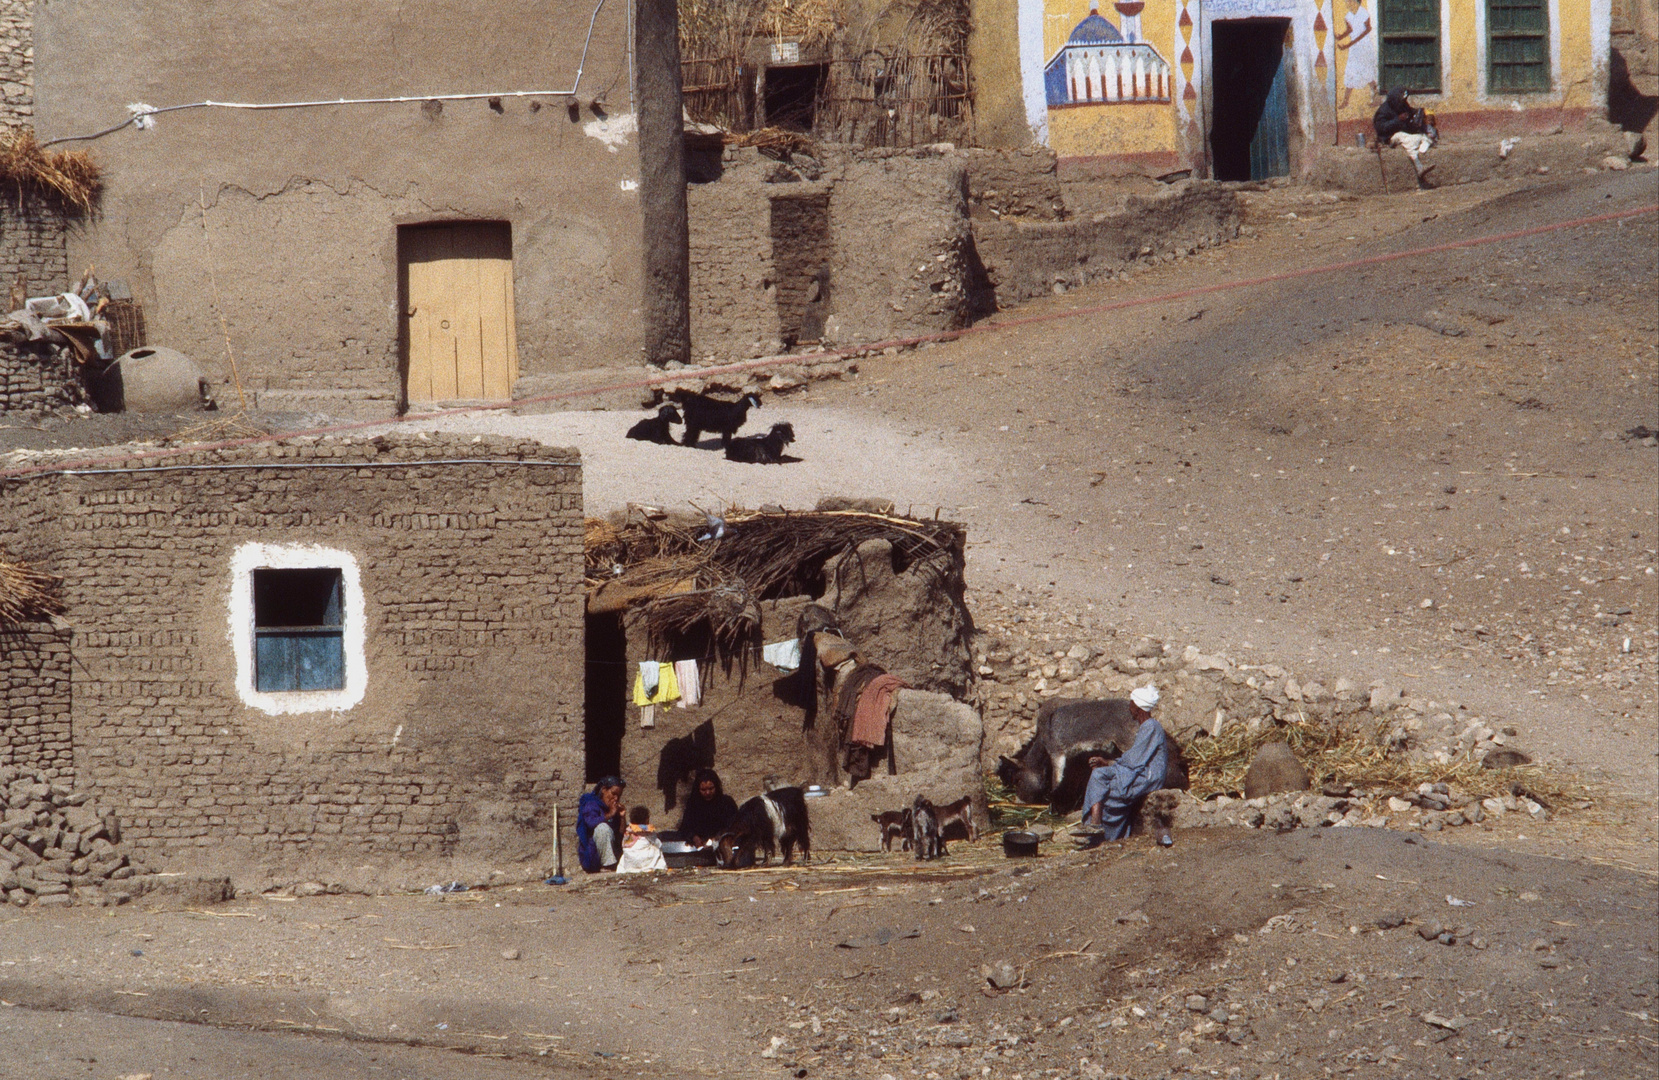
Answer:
0;127;101;212
0;550;64;625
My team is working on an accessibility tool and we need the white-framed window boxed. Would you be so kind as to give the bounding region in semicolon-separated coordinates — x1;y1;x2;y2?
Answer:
229;543;366;715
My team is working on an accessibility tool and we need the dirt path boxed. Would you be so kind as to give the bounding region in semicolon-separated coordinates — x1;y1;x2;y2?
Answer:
415;169;1658;801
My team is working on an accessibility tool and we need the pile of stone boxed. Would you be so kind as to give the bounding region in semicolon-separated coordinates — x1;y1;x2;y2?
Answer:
969;591;1529;774
1171;780;1547;834
0;765;148;908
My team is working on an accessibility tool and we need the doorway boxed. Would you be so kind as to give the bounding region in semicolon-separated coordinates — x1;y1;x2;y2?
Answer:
764;64;827;131
1210;19;1292;181
398;221;519;405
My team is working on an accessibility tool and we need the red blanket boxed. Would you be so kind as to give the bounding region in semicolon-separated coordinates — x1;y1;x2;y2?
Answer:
849;673;906;747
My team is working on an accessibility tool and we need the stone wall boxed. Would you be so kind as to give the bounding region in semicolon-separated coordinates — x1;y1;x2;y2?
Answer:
0;195;70;299
0;623;72;779
0;0;32;126
0;434;587;884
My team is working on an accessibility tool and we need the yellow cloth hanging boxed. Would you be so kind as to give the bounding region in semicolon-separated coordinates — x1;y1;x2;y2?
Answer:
632;661;681;706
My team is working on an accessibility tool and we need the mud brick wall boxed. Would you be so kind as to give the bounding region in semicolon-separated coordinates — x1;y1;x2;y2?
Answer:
0;196;72;301
0;624;73;779
0;434;586;876
0;341;83;412
973;182;1241;307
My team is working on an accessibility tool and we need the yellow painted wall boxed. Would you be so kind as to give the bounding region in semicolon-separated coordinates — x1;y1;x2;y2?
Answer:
1047;98;1182;157
970;0;1034;147
1335;0;1601;128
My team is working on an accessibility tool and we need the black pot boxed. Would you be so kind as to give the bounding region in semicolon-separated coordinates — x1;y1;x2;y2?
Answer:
1002;830;1040;857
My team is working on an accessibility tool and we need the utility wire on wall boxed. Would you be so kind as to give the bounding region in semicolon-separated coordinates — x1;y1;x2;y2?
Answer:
42;0;615;147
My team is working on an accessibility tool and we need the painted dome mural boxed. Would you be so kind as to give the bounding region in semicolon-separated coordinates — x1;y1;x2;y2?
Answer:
1044;0;1171;107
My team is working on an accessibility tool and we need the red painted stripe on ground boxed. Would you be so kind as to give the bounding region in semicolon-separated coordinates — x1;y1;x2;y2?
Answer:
3;202;1653;481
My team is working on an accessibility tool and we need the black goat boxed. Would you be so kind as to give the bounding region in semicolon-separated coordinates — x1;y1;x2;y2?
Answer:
625;405;682;445
723;422;795;464
671;390;761;447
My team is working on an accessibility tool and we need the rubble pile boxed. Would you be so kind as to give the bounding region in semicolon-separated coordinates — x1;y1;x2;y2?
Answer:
971;589;1553;833
0;765;149;908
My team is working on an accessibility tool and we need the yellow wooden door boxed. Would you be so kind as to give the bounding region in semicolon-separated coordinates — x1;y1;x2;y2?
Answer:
402;223;519;404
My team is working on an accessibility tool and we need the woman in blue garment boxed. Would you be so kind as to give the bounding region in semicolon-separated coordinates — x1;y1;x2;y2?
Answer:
1074;685;1169;842
577;776;627;872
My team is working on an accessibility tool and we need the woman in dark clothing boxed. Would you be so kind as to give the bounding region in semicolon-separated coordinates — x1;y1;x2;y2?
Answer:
577;776;627;873
677;768;739;847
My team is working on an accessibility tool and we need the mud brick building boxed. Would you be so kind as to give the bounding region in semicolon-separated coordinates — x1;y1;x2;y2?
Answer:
0;435;586;879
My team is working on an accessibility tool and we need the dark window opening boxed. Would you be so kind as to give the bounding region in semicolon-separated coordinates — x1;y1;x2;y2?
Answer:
764;64;826;132
1380;0;1441;93
253;568;345;692
1487;0;1549;92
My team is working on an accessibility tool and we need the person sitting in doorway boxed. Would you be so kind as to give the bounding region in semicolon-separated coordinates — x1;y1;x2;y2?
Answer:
676;768;739;848
617;806;668;874
1071;685;1170;845
577;775;627;873
1373;86;1437;184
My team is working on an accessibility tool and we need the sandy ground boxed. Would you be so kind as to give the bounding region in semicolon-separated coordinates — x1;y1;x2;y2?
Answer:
1;168;1654;1078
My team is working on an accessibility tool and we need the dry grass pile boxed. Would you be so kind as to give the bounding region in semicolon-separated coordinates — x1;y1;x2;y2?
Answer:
586;506;964;664
0;549;63;625
1184;715;1574;805
0;127;101;212
725;127;818;158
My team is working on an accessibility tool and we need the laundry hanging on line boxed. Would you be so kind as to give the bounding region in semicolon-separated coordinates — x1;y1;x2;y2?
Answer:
674;659;701;707
761;638;802;671
632;661;681;706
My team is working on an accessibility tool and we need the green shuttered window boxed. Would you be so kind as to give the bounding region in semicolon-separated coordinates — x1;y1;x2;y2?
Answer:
1488;0;1550;92
1379;0;1441;93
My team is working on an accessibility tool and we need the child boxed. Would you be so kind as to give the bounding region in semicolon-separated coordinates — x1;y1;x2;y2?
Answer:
616;805;668;874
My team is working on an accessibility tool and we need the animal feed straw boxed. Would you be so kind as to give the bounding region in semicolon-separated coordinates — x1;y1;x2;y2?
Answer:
0;549;64;625
0;127;101;212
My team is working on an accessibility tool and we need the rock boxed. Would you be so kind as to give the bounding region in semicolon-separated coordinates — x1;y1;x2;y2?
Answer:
501;947;522;960
1463;801;1484;824
1368;685;1401;711
1481;797;1506;817
294;881;328;897
1417;921;1444;941
1185;994;1209;1012
1333;677;1358;697
1265;806;1298;832
981;961;1023;989
1388;797;1414;813
1519;797;1548;822
1242;742;1311;799
1481;748;1532;768
1603;155;1631;171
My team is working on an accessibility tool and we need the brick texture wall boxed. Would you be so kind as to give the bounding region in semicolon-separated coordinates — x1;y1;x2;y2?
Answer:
0;434;586;874
0;340;82;412
0;623;72;778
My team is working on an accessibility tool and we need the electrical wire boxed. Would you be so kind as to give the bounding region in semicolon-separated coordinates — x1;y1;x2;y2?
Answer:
42;0;612;147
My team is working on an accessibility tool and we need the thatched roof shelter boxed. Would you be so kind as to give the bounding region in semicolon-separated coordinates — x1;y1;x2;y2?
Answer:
0;127;101;212
585;505;965;665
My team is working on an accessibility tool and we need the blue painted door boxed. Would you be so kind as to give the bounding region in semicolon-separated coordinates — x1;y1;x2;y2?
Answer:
1249;44;1291;180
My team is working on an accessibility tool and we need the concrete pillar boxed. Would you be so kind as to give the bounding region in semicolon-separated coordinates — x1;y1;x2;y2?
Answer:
634;0;692;366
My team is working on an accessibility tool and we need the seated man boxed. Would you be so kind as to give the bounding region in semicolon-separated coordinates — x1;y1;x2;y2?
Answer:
1073;685;1169;842
1373;86;1436;182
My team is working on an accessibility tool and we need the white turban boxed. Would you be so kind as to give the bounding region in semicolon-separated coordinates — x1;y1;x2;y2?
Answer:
1130;685;1160;711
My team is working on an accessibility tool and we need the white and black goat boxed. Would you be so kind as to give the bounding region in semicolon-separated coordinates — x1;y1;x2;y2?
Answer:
625;405;682;445
723;422;795;464
714;786;811;868
909;795;944;860
670;390;762;447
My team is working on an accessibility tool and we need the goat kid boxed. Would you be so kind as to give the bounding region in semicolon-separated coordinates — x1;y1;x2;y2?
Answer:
909;796;944;860
671;390;762;447
871;809;912;852
723;422;795;464
625;405;682;445
930;795;977;843
714;787;811;868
